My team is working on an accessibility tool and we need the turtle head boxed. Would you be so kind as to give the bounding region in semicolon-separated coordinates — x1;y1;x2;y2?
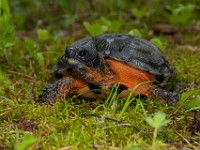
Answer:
52;43;107;83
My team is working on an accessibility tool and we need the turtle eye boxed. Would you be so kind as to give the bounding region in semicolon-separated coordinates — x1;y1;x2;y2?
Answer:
78;50;88;57
76;50;95;63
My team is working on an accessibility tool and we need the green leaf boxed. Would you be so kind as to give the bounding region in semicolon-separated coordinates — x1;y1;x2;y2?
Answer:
154;113;170;127
83;21;108;36
100;17;122;33
36;52;45;67
185;95;200;111
100;17;111;27
24;40;36;54
128;29;142;37
15;134;40;150
169;4;195;27
37;29;51;42
145;116;154;128
131;8;147;20
0;0;16;50
178;90;200;110
145;112;170;129
150;38;166;50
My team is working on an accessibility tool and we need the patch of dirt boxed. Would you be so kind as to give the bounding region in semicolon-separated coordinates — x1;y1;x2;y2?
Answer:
178;45;200;53
3;120;39;132
188;111;200;135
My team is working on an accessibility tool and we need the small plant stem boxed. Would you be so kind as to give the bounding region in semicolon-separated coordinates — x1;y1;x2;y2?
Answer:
174;130;198;150
170;96;192;118
152;128;158;150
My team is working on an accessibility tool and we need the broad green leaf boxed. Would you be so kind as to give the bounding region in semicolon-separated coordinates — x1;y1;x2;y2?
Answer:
15;134;40;150
146;112;170;129
185;95;200;111
145;116;154;128
178;90;200;111
128;29;142;37
83;21;108;36
37;29;51;42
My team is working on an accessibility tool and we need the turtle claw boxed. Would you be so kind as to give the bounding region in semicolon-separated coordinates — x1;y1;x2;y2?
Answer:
171;82;186;92
164;91;180;105
37;83;60;105
149;86;180;105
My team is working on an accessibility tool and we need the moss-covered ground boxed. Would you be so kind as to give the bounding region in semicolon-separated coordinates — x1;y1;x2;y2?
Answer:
0;0;200;149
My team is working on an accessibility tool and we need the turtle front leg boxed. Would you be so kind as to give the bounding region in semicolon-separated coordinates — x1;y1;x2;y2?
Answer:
37;77;86;105
149;86;180;105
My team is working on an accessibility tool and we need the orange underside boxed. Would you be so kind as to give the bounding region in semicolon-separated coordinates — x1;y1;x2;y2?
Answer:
72;58;156;97
107;58;155;96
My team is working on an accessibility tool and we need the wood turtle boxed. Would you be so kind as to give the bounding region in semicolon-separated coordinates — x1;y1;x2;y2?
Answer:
38;33;179;105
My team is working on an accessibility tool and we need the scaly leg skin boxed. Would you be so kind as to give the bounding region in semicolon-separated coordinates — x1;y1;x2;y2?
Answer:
149;86;180;105
37;77;76;105
37;76;87;105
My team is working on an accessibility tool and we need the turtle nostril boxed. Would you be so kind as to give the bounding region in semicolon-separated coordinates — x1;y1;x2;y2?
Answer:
67;46;76;51
54;73;63;79
65;46;76;58
66;68;73;73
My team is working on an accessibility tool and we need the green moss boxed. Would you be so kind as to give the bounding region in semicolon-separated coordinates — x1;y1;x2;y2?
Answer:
0;1;200;149
0;70;12;95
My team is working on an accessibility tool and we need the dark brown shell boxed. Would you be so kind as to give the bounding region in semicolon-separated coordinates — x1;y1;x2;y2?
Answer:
70;33;176;85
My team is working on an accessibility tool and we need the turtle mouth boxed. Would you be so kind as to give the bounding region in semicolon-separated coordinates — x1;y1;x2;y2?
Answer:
51;58;81;79
52;66;74;79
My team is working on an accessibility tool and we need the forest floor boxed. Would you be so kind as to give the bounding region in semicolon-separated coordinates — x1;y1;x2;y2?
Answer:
0;1;200;150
